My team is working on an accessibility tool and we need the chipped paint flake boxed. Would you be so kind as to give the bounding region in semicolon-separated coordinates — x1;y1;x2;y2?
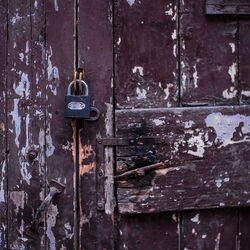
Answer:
47;204;58;249
10;191;25;214
242;90;250;97
19;53;24;62
117;37;121;45
0;161;6;202
136;87;147;100
205;112;250;148
228;62;237;83
132;66;144;76
215;179;222;188
152;118;165;126
193;64;199;88
165;8;173;16
222;86;237;99
184;120;194;129
54;0;59;11
14;72;30;97
229;43;235;53
187;131;205;157
127;0;135;6
10;99;21;147
190;214;200;224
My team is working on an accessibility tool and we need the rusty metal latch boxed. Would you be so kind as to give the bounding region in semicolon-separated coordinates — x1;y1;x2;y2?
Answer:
24;180;65;239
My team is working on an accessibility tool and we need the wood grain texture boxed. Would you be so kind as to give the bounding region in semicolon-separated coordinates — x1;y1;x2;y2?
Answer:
182;209;238;250
0;0;7;248
238;207;250;250
78;0;114;248
180;1;238;105
115;106;250;213
239;17;250;104
114;0;178;109
115;213;178;250
7;0;46;248
206;0;250;15
45;0;75;249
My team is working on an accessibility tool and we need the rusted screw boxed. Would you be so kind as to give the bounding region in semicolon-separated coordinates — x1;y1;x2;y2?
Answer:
28;150;38;161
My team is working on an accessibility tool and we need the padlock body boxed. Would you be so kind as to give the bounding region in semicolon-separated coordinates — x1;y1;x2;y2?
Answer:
64;95;90;119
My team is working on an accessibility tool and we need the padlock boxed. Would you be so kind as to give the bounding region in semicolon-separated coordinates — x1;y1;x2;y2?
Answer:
64;80;91;119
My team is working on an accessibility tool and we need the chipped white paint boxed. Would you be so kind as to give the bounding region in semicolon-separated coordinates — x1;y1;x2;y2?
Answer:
47;47;59;95
10;191;25;214
11;13;22;24
202;234;207;239
173;44;177;57
187;131;205;157
15;72;30;98
19;53;24;62
229;43;235;53
64;222;73;239
219;202;225;206
117;37;121;45
10;99;21;147
165;8;173;16
184;120;194;129
62;141;73;151
46;121;55;157
222;86;237;99
0;161;6;202
13;42;16;48
193;64;198;88
171;29;176;40
242;90;250;97
190;214;200;224
215;179;222;188
152;118;165;126
46;204;58;250
25;41;29;53
164;83;173;100
132;66;144;76
127;0;135;6
214;232;221;250
136;87;147;100
54;0;59;11
34;0;38;8
105;101;113;137
205;112;250;148
172;213;177;222
228;62;237;83
224;177;229;182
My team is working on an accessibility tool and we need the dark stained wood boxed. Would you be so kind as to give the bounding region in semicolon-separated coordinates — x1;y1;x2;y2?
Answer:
0;0;7;248
78;0;114;248
206;0;250;15
115;106;250;213
180;1;238;105
7;0;46;248
182;209;238;250
45;0;75;249
114;0;178;109
239;17;250;104
239;207;250;249
116;213;178;250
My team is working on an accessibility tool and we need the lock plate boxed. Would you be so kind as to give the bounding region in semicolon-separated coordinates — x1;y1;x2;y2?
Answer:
64;95;90;118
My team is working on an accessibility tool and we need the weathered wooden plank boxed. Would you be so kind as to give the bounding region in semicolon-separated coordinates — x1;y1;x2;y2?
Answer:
7;0;46;248
180;1;238;105
45;0;75;249
182;209;238;250
78;0;114;248
116;213;178;250
238;207;250;249
239;17;250;104
115;106;250;213
0;0;7;248
114;0;178;109
206;0;250;15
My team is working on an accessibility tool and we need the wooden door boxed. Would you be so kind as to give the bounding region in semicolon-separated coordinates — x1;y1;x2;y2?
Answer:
0;0;250;250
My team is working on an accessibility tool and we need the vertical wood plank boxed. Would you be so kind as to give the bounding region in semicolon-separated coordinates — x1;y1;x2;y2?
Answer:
239;17;250;104
7;0;46;248
45;0;75;249
114;0;178;109
180;1;238;105
238;207;250;250
78;0;113;248
116;213;178;250
0;0;7;248
182;209;238;250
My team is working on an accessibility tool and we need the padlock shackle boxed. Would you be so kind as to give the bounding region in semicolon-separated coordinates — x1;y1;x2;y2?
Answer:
67;80;89;96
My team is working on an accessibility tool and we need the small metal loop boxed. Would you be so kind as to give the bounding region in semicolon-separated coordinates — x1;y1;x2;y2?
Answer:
67;80;89;96
85;106;100;122
74;72;77;94
79;72;83;94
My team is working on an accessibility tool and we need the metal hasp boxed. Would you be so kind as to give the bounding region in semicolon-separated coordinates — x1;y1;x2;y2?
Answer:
96;136;169;211
206;0;250;15
64;79;100;121
24;180;65;239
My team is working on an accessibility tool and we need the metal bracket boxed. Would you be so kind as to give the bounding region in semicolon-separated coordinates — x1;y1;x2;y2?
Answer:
96;136;169;211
